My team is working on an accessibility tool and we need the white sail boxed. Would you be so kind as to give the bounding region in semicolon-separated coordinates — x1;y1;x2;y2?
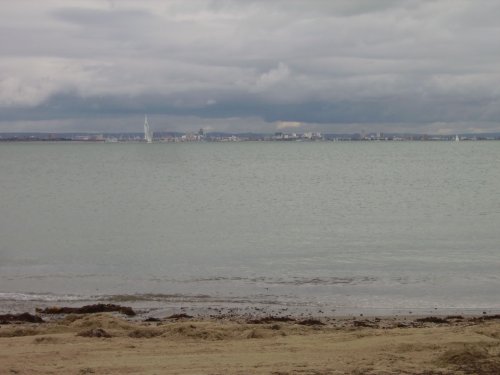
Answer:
455;135;460;142
144;115;153;143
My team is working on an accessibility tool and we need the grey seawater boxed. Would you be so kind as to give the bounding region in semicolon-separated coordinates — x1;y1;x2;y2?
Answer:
1;141;500;316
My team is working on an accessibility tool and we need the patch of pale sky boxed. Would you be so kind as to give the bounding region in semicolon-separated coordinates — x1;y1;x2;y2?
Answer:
276;121;302;130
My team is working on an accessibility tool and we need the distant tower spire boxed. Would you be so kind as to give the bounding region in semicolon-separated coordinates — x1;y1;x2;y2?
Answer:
144;114;153;143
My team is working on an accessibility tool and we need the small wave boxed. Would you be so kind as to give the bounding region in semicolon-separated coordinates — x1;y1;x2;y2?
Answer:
176;276;378;285
17;273;103;280
269;276;378;286
0;292;255;305
103;293;293;305
104;293;212;302
180;276;253;283
0;292;91;302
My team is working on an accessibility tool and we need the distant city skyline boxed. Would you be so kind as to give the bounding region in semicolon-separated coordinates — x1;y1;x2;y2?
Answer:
2;129;499;143
2;1;500;134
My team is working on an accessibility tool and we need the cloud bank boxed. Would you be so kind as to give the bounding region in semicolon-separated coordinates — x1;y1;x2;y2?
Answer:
1;0;500;133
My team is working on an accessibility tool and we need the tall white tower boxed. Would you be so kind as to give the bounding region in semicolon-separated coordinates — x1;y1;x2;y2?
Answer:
144;115;153;143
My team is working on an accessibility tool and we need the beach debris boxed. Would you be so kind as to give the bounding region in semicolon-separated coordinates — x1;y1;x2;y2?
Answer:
248;316;295;324
0;313;44;324
480;314;500;321
77;328;112;338
297;318;325;326
470;314;500;323
353;320;376;328
36;303;136;316
144;317;161;322
415;316;449;324
166;313;193;320
445;315;464;320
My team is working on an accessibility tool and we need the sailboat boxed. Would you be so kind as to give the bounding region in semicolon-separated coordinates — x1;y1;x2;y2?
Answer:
455;135;460;142
144;115;153;143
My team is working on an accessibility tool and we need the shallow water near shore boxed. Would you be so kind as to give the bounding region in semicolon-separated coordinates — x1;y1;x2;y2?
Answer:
1;141;500;315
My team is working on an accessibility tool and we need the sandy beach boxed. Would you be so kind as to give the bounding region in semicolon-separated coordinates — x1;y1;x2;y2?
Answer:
1;309;500;374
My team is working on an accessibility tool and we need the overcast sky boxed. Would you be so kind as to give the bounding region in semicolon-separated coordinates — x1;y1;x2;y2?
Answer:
1;0;500;134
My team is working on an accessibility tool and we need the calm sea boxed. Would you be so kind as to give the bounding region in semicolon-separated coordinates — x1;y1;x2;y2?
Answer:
1;141;499;316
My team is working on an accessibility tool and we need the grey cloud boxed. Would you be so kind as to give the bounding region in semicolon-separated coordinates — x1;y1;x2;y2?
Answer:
1;0;500;134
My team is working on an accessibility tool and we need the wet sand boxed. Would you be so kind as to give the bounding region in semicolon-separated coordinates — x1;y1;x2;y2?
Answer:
1;312;500;374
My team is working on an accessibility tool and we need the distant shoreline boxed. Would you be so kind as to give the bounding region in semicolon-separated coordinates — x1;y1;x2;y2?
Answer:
2;131;500;142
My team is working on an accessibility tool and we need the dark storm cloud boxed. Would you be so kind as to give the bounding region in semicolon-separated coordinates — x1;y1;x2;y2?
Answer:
1;0;500;133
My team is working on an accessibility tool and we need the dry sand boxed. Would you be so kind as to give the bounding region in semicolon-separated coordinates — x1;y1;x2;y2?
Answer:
1;313;500;374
